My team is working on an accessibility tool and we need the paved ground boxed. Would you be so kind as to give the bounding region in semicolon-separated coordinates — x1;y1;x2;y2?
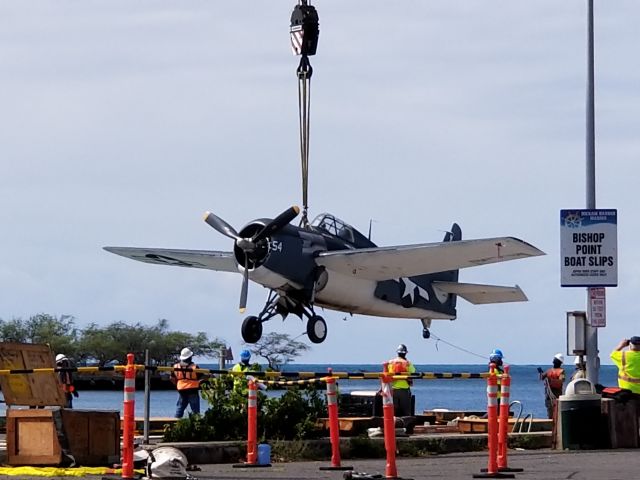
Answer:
190;450;638;480
0;449;638;479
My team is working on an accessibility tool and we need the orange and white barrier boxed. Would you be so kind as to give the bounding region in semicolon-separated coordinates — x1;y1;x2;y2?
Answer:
381;365;399;479
498;366;522;473
472;363;514;479
121;353;135;480
233;379;270;468
319;373;352;471
246;379;258;465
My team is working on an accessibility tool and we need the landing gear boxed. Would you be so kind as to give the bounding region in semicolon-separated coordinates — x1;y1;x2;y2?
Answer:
306;315;327;344
241;289;329;344
421;318;432;340
241;316;262;344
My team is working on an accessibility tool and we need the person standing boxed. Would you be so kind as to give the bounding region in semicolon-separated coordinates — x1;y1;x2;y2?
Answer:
482;349;504;418
231;349;253;393
539;353;565;418
56;353;78;408
171;347;202;418
611;337;640;393
386;344;416;417
489;349;504;374
570;356;586;382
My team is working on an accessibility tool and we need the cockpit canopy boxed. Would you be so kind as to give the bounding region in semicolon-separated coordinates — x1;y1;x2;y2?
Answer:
311;213;376;248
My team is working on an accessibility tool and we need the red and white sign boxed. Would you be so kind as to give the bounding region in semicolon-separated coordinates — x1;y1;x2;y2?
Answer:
588;287;606;327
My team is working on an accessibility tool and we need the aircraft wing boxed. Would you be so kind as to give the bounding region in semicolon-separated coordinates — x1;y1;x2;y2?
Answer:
103;247;237;272
315;237;544;281
433;282;527;304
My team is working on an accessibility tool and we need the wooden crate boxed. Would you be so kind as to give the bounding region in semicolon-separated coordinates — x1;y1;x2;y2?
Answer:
7;408;120;466
62;409;120;465
0;343;65;407
7;409;62;465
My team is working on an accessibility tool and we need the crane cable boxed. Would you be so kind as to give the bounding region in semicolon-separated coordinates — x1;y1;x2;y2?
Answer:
290;0;319;228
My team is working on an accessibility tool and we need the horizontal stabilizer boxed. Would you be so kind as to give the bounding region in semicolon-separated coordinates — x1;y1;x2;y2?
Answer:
433;281;528;304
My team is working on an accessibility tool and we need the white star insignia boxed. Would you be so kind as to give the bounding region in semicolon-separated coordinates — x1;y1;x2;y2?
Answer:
400;277;429;304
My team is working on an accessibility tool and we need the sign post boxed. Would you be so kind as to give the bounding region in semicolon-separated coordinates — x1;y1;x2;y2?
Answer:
587;287;606;328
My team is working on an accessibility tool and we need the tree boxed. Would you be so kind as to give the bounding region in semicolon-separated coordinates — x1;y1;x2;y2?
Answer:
0;314;225;366
0;314;79;357
77;319;225;366
248;332;310;370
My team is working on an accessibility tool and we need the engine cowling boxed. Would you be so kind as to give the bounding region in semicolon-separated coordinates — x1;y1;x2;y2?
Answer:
234;221;270;270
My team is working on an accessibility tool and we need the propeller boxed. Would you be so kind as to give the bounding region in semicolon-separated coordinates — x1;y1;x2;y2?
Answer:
203;206;300;312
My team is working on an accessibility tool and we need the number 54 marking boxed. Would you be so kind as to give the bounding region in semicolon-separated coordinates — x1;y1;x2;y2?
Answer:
269;240;283;253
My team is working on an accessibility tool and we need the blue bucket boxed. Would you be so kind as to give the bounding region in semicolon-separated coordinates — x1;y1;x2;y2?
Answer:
257;443;271;465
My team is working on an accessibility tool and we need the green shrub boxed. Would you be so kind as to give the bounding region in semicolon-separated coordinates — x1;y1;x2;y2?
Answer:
162;377;326;442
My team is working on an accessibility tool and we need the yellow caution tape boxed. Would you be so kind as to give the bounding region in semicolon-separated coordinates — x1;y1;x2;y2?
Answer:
0;466;145;477
0;364;490;380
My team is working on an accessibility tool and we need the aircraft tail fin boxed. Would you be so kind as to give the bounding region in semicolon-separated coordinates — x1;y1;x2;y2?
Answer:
439;223;461;309
443;223;462;243
411;223;461;311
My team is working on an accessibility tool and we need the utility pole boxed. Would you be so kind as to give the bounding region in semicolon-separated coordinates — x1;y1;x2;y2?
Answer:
585;0;599;384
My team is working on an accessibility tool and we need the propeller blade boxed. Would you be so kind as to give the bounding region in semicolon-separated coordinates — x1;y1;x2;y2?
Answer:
253;206;300;242
203;211;241;241
239;259;249;313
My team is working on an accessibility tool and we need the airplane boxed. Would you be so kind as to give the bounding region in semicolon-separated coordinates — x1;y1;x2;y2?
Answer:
104;206;544;344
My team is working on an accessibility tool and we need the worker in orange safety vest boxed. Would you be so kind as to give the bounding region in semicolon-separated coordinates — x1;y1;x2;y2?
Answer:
56;353;78;408
171;347;204;418
387;344;416;417
539;353;565;418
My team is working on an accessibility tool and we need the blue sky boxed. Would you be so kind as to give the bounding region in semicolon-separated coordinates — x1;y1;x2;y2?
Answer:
1;1;638;364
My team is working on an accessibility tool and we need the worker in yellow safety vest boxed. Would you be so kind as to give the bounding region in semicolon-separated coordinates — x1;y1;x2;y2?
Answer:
387;344;416;416
170;347;203;418
231;349;254;393
481;348;504;418
611;336;640;394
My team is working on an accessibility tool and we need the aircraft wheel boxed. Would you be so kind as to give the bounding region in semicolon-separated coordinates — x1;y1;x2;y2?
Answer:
422;328;431;339
241;316;263;344
307;315;327;344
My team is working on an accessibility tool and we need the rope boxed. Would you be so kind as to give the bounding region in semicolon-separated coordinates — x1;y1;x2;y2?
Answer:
430;333;488;361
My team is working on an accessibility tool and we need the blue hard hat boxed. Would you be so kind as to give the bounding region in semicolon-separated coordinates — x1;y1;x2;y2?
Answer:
240;349;251;361
490;348;503;359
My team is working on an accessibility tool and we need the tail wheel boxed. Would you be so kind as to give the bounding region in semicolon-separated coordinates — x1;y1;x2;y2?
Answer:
241;316;263;343
307;315;327;344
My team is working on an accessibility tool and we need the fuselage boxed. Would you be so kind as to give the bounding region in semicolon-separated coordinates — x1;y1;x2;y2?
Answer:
241;213;456;321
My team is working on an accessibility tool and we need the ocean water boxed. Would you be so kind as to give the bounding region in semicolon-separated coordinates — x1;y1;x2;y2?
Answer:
1;364;619;420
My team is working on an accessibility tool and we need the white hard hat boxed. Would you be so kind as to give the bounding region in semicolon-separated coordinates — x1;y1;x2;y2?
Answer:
554;353;564;363
55;354;67;363
574;356;582;365
180;348;193;361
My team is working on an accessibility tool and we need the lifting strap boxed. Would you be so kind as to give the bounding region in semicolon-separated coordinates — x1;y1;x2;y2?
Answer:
297;56;312;227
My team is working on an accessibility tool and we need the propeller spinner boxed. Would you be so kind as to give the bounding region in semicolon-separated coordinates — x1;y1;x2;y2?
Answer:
203;206;300;312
